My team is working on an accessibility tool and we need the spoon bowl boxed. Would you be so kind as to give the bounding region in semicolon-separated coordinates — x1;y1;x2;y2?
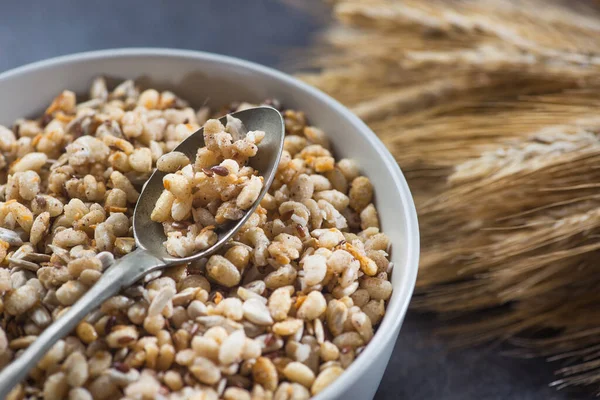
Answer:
0;106;285;398
134;106;284;264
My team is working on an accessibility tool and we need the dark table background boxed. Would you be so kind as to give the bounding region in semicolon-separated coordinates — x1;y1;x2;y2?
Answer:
0;1;577;399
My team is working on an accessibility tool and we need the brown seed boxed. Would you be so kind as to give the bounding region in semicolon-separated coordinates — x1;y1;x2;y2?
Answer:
211;165;229;176
73;122;84;138
281;210;294;220
171;221;188;229
264;334;276;347
118;336;134;345
40;114;52;127
105;316;117;334
113;361;130;372
202;167;214;177
35;195;47;208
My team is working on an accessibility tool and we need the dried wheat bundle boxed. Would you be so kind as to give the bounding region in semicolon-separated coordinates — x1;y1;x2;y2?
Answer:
297;0;600;392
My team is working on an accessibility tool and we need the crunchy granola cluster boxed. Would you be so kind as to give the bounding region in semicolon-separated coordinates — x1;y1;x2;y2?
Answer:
152;117;265;258
0;78;393;400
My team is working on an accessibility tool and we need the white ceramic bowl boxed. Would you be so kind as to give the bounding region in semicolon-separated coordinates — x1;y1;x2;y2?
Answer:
0;49;419;400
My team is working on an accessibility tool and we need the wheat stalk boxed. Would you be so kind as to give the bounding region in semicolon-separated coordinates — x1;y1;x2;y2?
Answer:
297;0;600;393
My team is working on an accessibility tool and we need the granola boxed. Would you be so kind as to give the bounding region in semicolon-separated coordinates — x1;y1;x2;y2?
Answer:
152;116;265;258
0;78;391;400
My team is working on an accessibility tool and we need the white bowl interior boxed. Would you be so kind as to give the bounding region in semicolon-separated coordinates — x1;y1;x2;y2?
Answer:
0;49;419;399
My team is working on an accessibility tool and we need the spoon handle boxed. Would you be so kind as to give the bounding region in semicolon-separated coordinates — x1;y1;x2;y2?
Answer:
0;248;164;398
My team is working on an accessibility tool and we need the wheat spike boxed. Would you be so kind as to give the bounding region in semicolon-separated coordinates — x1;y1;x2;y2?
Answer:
298;0;600;393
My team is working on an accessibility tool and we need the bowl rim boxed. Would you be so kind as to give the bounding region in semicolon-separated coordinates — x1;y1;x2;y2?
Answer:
0;48;420;398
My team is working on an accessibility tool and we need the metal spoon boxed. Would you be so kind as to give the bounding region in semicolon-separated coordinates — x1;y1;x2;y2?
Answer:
0;106;284;397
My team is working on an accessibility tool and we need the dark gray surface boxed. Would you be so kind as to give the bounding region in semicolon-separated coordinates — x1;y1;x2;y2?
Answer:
0;1;577;399
391;315;571;400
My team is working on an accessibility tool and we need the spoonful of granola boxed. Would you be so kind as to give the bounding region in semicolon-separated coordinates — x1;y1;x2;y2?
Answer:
0;106;284;397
